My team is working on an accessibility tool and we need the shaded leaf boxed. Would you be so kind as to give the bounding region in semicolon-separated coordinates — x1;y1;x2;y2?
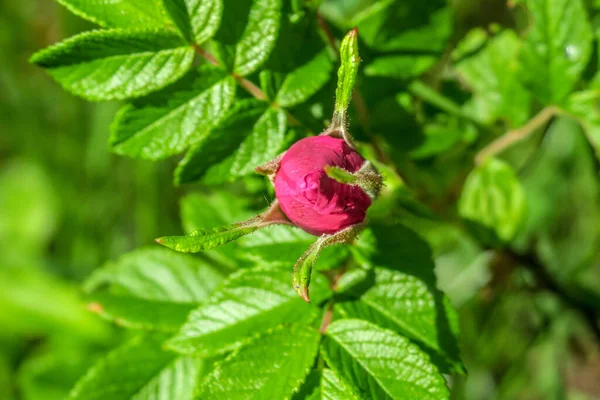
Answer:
519;0;592;103
175;99;267;184
459;158;527;242
110;66;236;160
30;29;194;101
365;54;438;79
204;107;287;183
275;50;333;107
197;324;320;399
321;369;361;400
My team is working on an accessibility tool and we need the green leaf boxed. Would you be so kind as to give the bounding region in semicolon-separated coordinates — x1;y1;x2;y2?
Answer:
69;335;203;400
365;54;438;79
163;0;222;44
180;191;252;234
197;324;320;399
236;225;350;270
203;107;287;183
455;29;531;126
334;29;360;122
348;224;463;373
212;0;282;76
322;319;450;400
84;247;224;331
167;267;323;357
275;50;333;107
31;29;194;101
337;269;463;374
156;218;263;253
519;0;592;103
110;66;236;160
353;0;452;53
56;0;169;28
321;369;361;400
174;99;267;184
459;158;527;242
566;89;600;159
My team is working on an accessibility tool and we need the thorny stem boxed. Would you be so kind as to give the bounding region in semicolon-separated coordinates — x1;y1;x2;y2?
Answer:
192;45;303;128
475;106;559;165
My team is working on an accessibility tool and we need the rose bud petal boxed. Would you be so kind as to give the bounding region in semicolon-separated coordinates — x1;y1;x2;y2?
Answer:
274;136;371;235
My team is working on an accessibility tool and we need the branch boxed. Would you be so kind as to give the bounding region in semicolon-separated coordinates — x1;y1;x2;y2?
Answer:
475;106;559;165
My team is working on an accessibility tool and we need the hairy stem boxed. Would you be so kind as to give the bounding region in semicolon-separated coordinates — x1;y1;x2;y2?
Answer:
475;106;559;165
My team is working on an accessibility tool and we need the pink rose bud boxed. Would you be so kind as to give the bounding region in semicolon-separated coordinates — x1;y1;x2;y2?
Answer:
274;136;371;235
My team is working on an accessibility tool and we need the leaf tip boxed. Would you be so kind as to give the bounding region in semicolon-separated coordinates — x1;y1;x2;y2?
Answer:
87;302;104;314
154;237;165;245
294;284;311;303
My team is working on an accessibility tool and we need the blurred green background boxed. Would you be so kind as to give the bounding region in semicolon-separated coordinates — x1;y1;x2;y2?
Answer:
1;0;600;399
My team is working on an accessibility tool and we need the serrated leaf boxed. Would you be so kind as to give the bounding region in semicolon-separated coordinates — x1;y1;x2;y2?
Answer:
110;66;236;160
236;225;349;270
167;267;324;357
519;0;592;103
336;268;462;374
156;218;263;253
334;29;360;119
275;50;333;107
203;107;287;183
56;0;169;28
163;0;223;44
175;99;267;184
212;0;282;76
197;324;320;399
459;158;527;242
69;335;203;400
321;369;361;400
84;247;224;331
349;224;463;373
322;319;450;400
365;54;438;79
456;30;531;126
31;29;194;101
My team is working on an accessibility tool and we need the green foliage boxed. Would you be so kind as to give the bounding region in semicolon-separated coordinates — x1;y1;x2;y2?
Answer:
30;29;195;101
18;0;600;398
459;158;527;243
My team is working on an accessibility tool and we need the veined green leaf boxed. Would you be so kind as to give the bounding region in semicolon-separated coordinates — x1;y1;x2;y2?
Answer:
197;324;321;399
167;267;323;357
519;0;592;103
212;0;282;76
322;319;450;400
56;0;169;28
334;29;360;121
156;218;263;253
174;99;267;185
163;0;223;44
275;50;333;107
321;369;361;400
203;107;287;184
84;247;224;331
236;225;349;270
459;158;527;242
110;66;236;160
456;30;531;126
348;224;464;373
337;268;463;374
30;29;194;101
69;335;203;400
